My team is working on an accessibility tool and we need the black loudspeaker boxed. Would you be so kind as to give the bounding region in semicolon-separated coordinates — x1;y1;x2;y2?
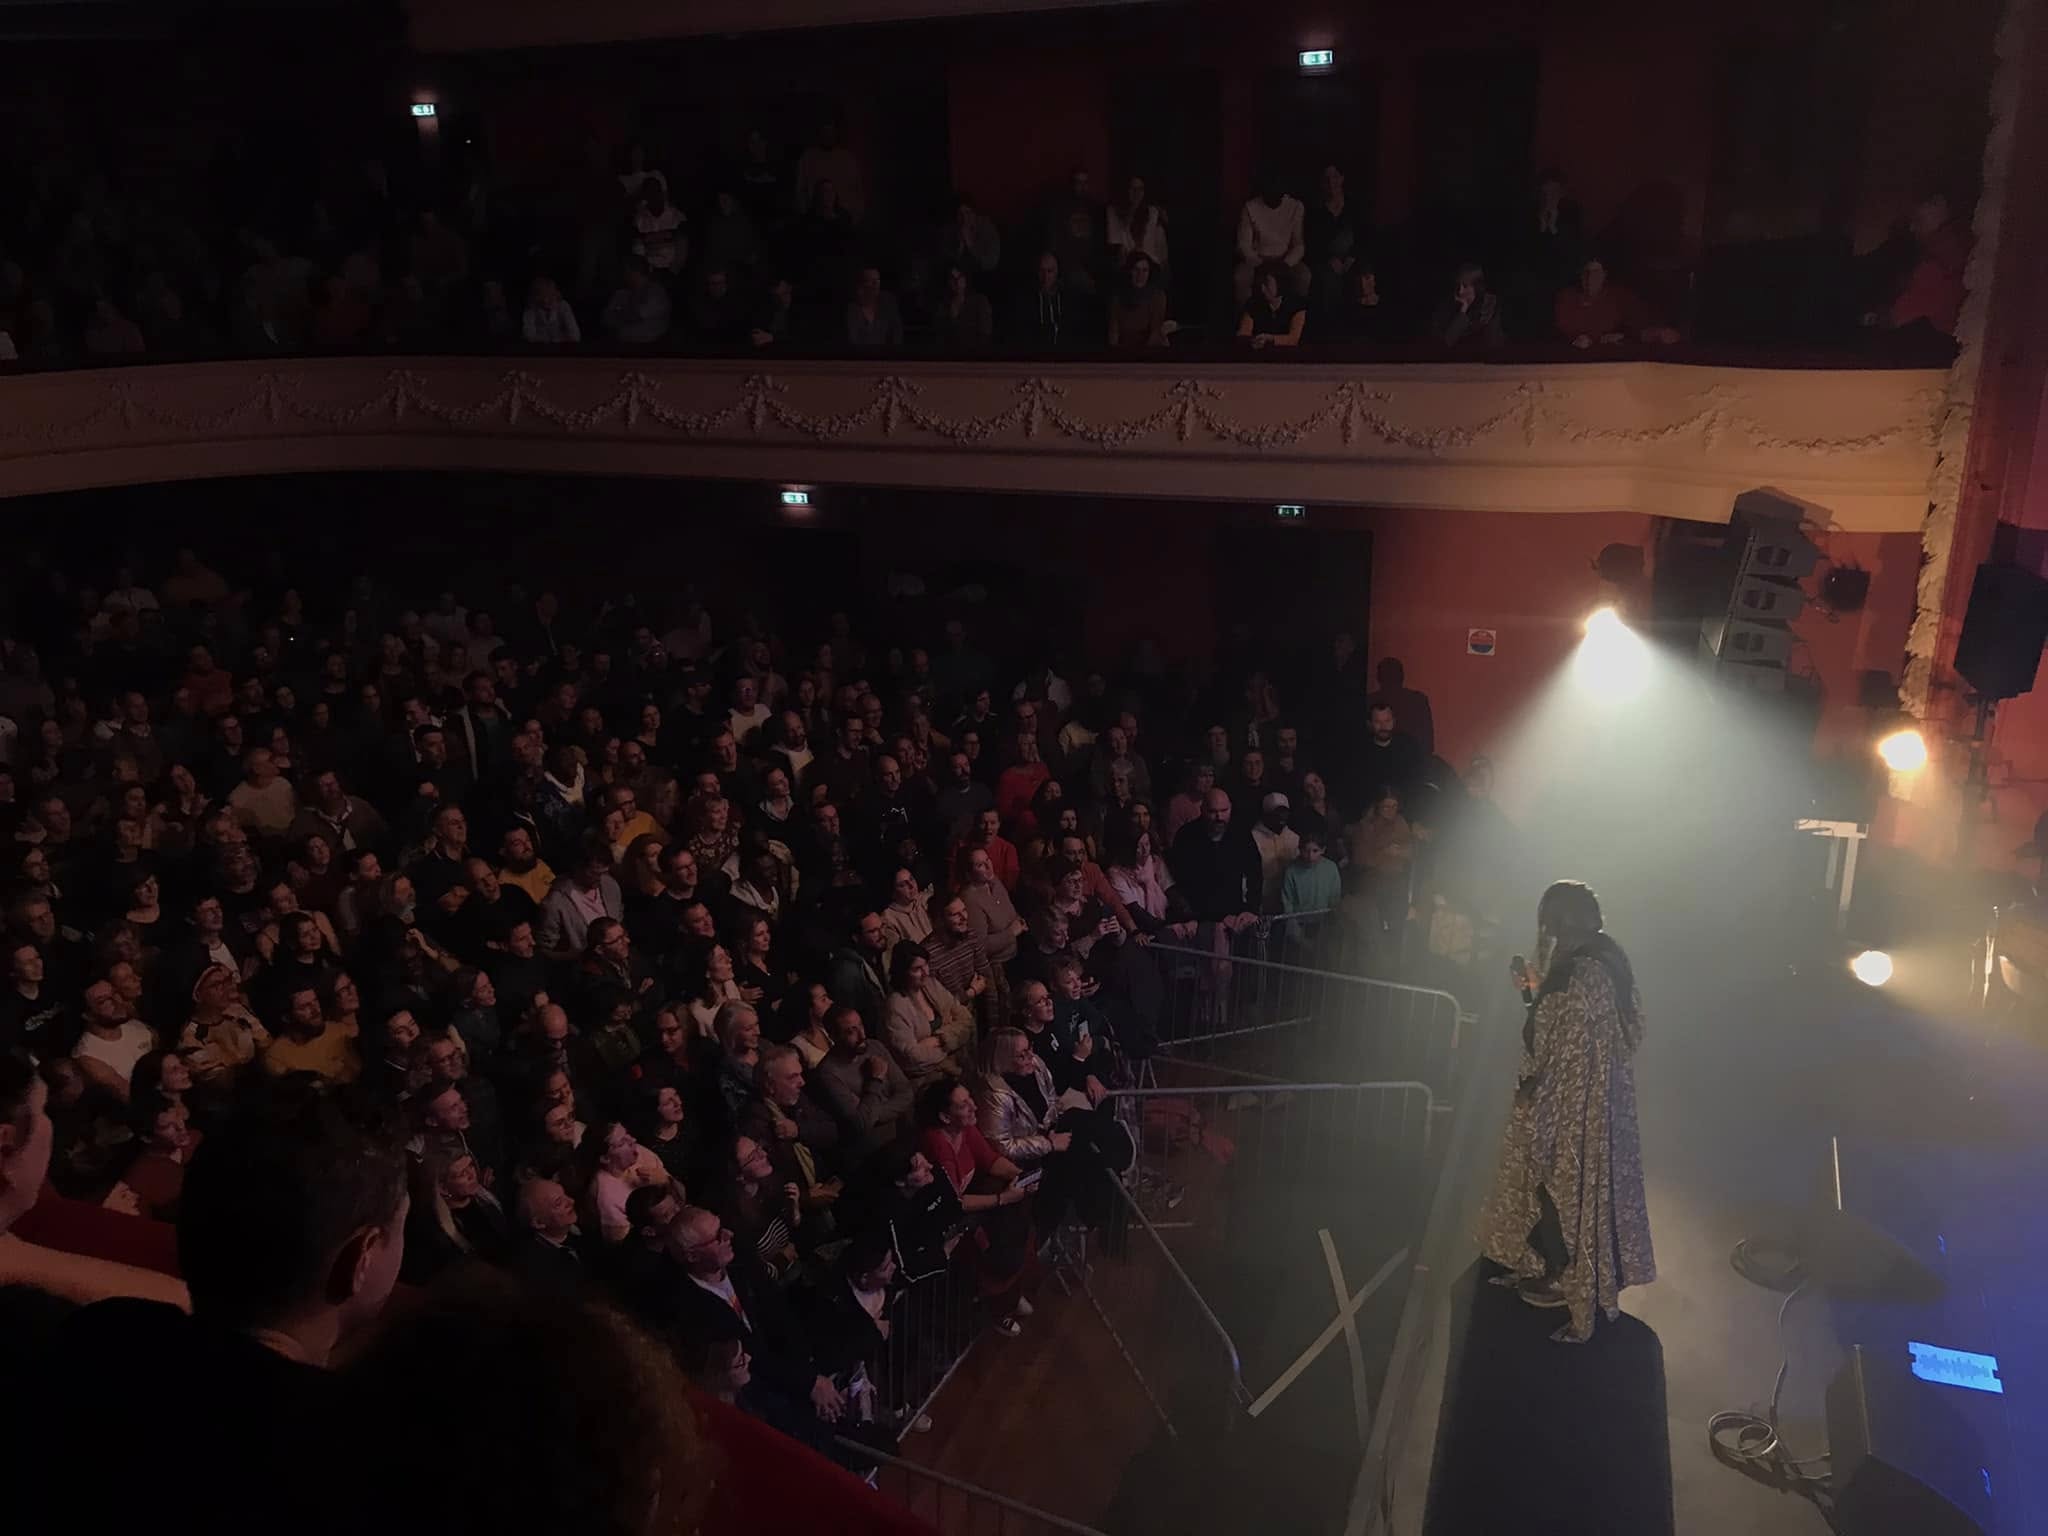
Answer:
1826;1346;1990;1536
1954;562;2048;699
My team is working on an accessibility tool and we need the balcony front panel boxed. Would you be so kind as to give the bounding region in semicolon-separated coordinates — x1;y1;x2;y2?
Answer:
0;355;1943;529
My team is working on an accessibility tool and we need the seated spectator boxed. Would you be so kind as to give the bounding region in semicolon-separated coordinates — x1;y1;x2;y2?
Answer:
879;865;934;958
1238;263;1307;348
228;744;299;836
1323;264;1402;344
883;943;976;1088
84;295;146;355
929;264;993;350
1106;173;1169;281
1011;250;1089;348
311;273;373;348
522;275;581;346
1555;255;1665;348
1235;173;1308;303
810;1001;914;1147
750;273;796;348
712;997;763;1121
1431;262;1503;348
601;257;672;345
689;267;748;346
1107;252;1168;349
844;266;904;349
338;1268;706;1536
1871;192;1969;338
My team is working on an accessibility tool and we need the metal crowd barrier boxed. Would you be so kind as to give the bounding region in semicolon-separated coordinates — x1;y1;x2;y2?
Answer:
1140;939;1467;1105
839;1441;1111;1535
873;1261;983;1439
1082;1081;1438;1446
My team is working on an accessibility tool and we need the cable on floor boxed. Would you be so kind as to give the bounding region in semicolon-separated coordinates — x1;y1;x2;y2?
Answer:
1707;1240;1840;1531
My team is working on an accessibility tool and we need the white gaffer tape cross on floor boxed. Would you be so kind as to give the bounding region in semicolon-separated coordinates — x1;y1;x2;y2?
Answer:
1245;1234;1411;1446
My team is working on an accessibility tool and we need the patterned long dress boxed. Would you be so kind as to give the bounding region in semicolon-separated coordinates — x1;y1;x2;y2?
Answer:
1478;951;1654;1342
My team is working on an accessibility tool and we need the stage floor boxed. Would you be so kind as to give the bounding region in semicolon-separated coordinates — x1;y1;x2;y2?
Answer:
1408;950;2048;1536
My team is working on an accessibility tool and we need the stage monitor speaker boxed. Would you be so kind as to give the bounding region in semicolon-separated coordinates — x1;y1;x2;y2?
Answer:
1826;1346;1990;1536
1954;561;2048;700
1803;1137;1943;1303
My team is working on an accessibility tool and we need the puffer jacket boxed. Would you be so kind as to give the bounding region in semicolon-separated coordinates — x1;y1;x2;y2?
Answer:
976;1055;1059;1165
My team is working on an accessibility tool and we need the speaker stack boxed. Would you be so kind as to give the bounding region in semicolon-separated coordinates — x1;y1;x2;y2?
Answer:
1954;561;2048;700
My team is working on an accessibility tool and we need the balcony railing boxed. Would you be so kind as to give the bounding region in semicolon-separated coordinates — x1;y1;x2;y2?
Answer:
0;346;1945;528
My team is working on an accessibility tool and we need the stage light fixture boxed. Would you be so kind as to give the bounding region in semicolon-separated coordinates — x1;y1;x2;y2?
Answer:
1574;607;1650;700
1849;949;1894;987
1876;728;1928;772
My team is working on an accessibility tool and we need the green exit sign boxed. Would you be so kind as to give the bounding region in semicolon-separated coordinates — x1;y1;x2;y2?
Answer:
1275;504;1306;521
1298;49;1334;70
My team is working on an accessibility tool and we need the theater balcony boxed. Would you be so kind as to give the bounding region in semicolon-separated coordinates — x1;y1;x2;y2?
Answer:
0;348;1946;531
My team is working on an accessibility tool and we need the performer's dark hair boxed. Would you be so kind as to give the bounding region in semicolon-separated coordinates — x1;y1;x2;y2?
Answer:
1538;880;1603;942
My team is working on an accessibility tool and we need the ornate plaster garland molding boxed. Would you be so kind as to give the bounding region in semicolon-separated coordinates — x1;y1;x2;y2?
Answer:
0;356;1945;525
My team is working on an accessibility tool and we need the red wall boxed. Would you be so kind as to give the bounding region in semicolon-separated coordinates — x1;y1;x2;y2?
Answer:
1359;507;1654;766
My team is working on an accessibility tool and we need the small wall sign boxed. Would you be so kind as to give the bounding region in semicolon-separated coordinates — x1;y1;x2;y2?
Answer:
1466;628;1497;656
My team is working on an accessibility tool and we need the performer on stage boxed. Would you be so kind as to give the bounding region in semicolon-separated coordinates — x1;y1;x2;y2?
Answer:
1479;879;1653;1342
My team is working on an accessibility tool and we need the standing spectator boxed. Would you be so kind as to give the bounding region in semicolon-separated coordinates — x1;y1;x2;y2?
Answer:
796;118;866;223
18;1090;408;1533
883;944;976;1089
1431;262;1503;348
1106;173;1169;280
537;838;624;962
631;180;687;277
844;266;904;349
1368;657;1435;756
1235;173;1308;303
1168;788;1261;924
1305;163;1367;309
522;276;581;346
1249;793;1300;913
811;1002;914;1147
1107;253;1168;349
827;909;891;1035
71;978;156;1105
228;746;298;837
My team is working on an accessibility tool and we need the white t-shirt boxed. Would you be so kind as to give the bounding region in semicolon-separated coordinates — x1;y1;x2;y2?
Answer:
74;1020;157;1084
729;703;771;745
634;206;686;272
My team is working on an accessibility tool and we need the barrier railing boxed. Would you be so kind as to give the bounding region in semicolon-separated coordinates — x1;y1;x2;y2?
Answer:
1083;1081;1438;1448
872;1260;982;1440
1140;939;1466;1104
840;1441;1110;1536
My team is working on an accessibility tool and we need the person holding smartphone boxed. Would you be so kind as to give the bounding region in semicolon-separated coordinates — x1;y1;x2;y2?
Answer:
916;1077;1035;1335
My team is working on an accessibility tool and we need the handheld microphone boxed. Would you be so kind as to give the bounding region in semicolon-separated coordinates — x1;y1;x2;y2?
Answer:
1509;953;1534;1005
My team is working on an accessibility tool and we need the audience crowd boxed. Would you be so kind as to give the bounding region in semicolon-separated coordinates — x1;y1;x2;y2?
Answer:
0;535;1526;1523
0;103;1967;367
